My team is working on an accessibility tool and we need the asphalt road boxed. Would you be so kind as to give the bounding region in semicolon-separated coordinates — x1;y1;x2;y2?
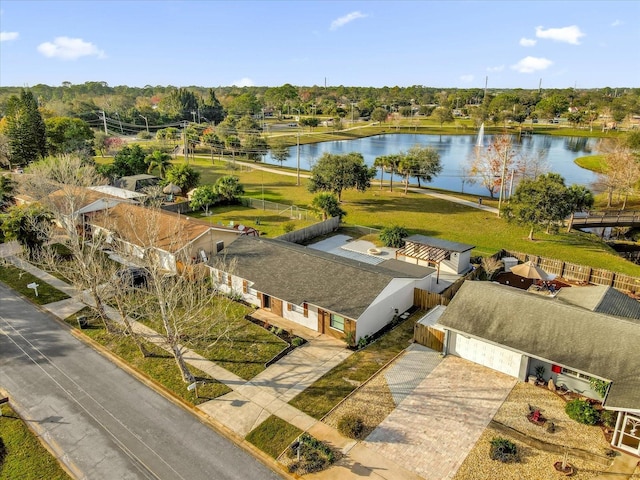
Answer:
0;284;282;480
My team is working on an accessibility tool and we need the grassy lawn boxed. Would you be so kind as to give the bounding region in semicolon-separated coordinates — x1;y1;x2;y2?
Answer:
574;154;606;173
64;310;231;404
246;415;302;459
289;314;418;419
0;264;70;304
188;204;316;238
0;404;71;480
138;299;287;381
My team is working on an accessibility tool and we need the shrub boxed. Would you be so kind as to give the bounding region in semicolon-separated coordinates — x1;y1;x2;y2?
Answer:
282;221;296;233
357;335;370;350
0;436;6;469
600;410;617;429
565;399;600;425
489;437;518;463
589;378;610;398
287;433;335;474
291;337;304;347
337;414;365;439
379;225;408;248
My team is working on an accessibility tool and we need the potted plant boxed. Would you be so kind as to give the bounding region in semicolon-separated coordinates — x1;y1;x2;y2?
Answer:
553;449;575;476
535;365;546;386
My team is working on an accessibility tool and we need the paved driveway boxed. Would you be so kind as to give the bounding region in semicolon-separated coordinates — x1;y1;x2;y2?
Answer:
363;356;517;480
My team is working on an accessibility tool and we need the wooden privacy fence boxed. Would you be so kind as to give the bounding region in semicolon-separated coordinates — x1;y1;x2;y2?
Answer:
495;250;640;293
414;324;444;351
413;267;483;310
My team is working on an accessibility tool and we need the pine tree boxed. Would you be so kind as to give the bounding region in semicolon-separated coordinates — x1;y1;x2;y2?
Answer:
5;89;47;165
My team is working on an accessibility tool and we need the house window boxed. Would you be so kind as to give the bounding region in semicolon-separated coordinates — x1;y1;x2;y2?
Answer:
561;367;591;380
330;313;345;332
242;280;248;294
303;303;308;318
287;303;292;311
226;274;232;287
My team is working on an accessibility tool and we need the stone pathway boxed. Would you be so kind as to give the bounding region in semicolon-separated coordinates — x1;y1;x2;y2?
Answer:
365;356;517;480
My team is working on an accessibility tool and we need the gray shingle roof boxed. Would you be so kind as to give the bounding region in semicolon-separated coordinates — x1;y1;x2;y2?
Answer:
221;236;433;320
405;235;474;252
556;285;640;320
437;281;640;411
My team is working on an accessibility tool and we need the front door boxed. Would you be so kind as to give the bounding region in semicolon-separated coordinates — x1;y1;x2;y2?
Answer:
271;298;283;317
262;294;271;309
617;413;640;455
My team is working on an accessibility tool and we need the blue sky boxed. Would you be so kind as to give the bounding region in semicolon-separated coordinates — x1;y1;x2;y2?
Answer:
1;1;638;89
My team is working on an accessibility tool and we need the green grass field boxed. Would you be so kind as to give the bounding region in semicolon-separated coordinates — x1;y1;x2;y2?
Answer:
0;404;71;480
246;416;302;459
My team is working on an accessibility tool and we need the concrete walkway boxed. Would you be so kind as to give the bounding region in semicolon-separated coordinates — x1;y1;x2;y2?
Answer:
408;187;500;214
593;452;639;479
2;255;423;480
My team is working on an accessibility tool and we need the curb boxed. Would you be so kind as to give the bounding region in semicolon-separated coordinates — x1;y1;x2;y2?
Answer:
0;279;294;479
0;387;83;480
66;326;295;480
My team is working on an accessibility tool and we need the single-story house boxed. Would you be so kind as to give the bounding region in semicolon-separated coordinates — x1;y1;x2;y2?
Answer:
396;235;474;276
212;235;436;342
86;203;241;273
437;281;640;457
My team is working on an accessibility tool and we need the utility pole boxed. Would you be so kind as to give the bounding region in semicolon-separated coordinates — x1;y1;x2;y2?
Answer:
296;131;301;186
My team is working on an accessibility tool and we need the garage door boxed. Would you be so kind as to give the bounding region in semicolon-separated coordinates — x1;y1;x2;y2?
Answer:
449;333;523;378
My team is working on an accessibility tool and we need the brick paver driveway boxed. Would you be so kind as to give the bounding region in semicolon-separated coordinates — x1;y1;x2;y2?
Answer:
363;356;517;480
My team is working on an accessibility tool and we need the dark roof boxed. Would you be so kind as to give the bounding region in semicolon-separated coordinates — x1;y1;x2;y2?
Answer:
378;259;436;278
437;281;640;411
556;285;640;321
404;235;474;252
220;236;433;320
115;175;160;192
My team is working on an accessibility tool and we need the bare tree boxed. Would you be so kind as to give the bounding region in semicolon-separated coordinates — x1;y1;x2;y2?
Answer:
595;139;640;208
468;134;519;199
17;155;120;330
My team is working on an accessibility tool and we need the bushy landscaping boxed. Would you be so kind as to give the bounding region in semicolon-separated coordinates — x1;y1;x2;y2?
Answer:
0;404;70;480
565;399;600;426
489;437;519;463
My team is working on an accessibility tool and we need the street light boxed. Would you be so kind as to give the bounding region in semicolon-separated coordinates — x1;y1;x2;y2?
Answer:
139;115;149;133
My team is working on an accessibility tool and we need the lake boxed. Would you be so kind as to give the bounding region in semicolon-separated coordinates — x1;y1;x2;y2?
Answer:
261;133;600;196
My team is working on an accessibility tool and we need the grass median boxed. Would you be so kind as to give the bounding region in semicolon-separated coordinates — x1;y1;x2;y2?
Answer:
0;404;71;480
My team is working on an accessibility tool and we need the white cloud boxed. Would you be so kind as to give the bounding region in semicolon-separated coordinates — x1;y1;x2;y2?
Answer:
535;25;585;45
519;37;536;47
611;20;622;27
511;56;553;73
0;31;18;42
330;11;367;31
487;65;504;72
459;74;474;83
37;36;105;60
232;77;254;87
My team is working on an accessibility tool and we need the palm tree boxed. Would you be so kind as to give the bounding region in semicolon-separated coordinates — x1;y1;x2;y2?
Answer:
145;150;172;178
311;193;346;220
214;175;244;203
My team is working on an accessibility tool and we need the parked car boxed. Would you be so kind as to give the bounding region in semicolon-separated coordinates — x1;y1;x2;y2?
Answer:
112;267;151;289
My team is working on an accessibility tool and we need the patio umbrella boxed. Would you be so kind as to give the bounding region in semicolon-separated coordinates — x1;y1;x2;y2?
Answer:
162;183;182;195
510;261;549;280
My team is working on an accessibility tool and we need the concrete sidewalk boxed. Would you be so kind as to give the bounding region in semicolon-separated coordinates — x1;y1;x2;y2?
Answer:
3;255;424;480
408;187;500;214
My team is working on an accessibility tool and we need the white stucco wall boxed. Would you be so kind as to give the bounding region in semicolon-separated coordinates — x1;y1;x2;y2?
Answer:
355;278;415;341
283;303;319;331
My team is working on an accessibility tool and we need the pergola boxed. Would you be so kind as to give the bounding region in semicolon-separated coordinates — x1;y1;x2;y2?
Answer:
396;240;451;283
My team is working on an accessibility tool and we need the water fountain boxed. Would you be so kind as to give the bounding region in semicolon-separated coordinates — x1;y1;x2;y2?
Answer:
476;122;485;148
